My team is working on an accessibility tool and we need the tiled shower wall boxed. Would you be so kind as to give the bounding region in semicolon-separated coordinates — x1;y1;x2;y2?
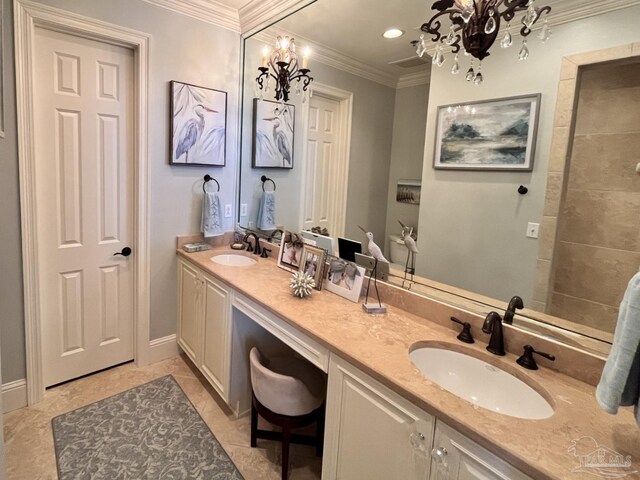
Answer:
549;62;640;333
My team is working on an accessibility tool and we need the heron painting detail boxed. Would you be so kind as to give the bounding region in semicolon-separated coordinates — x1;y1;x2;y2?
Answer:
252;98;295;169
170;81;227;166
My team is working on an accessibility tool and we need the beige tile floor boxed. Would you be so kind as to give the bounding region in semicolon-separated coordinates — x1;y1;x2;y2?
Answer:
3;355;322;480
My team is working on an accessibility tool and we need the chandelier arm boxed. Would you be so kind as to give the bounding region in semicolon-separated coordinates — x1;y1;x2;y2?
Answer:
501;0;529;22
519;5;551;36
421;8;459;42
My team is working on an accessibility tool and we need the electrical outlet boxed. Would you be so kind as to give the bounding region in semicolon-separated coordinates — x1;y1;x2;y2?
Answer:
240;204;248;217
526;222;540;239
224;204;232;218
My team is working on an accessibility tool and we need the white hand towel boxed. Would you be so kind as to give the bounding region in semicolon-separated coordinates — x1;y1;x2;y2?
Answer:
201;192;224;238
256;191;276;230
596;271;640;426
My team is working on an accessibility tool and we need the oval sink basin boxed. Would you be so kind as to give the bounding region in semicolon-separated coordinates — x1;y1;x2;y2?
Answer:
210;254;257;267
410;346;554;420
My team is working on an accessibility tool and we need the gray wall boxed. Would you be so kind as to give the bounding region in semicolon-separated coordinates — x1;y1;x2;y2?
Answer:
384;83;429;254
0;0;26;384
0;0;241;382
240;36;396;244
416;6;640;304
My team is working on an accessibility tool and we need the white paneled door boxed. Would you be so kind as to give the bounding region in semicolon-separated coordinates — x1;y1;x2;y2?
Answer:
33;28;135;387
303;94;342;235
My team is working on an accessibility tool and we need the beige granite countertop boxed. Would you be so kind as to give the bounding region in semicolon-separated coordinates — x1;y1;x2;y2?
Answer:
178;247;640;480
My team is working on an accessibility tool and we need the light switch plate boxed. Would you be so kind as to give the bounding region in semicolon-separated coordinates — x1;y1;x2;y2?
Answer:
224;204;232;218
240;204;248;217
526;222;540;239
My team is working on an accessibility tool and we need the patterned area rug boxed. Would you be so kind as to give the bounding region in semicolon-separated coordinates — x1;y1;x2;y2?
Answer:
52;375;244;480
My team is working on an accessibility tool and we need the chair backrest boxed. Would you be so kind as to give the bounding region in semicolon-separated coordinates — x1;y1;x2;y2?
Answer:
249;347;322;416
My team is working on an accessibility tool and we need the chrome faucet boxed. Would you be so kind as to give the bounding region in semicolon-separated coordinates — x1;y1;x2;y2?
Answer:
482;311;506;356
244;233;262;255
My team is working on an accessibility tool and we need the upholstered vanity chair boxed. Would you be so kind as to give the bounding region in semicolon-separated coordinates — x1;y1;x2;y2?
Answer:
249;347;326;480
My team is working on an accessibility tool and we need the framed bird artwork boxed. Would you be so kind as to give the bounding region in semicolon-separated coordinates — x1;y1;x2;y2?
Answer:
252;98;295;169
170;81;227;166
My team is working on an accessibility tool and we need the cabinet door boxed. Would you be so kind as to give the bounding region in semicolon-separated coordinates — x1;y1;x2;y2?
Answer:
429;421;533;480
177;260;202;364
323;355;433;480
200;273;230;401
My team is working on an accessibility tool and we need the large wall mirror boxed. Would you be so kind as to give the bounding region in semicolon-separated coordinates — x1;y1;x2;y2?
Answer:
238;0;640;357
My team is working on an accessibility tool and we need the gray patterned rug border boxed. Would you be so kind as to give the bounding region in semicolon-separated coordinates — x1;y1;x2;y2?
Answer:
52;375;244;479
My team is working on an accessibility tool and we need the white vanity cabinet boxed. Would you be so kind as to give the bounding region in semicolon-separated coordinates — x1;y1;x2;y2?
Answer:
429;421;533;480
177;258;231;402
177;259;202;364
322;355;434;480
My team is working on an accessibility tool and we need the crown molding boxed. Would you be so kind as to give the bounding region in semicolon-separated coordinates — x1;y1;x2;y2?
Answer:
254;28;399;88
547;0;640;27
397;71;431;89
239;0;313;37
140;0;240;32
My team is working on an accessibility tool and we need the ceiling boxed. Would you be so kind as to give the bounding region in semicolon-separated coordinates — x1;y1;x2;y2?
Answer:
265;0;640;83
276;0;431;78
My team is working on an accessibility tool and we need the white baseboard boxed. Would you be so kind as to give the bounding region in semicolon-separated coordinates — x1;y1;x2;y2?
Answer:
147;334;181;365
2;379;28;413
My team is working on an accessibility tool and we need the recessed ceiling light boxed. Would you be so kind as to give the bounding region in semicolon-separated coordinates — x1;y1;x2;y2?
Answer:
383;28;405;39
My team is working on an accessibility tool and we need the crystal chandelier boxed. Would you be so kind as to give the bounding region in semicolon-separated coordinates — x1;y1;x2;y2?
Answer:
417;0;552;84
256;36;314;103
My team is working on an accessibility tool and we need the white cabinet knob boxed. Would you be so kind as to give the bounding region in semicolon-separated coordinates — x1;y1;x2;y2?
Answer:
431;447;448;463
409;432;425;450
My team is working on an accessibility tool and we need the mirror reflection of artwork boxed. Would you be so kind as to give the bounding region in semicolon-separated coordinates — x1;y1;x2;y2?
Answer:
170;81;227;166
396;180;421;205
434;94;540;171
252;99;295;169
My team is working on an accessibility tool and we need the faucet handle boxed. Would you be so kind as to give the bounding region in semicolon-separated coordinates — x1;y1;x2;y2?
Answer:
260;248;271;258
450;317;474;344
516;345;556;370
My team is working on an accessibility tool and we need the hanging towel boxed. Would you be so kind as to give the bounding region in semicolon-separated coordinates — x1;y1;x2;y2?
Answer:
201;192;224;238
256;191;276;230
596;271;640;426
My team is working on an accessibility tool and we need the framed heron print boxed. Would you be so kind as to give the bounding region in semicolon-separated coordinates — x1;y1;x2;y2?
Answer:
252;98;295;169
170;81;227;166
434;94;540;171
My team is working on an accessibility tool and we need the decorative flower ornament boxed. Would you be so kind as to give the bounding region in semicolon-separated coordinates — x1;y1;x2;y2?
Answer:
290;271;315;298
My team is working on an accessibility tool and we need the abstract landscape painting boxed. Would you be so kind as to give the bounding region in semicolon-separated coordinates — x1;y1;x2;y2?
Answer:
170;81;227;166
434;95;540;171
252;99;295;169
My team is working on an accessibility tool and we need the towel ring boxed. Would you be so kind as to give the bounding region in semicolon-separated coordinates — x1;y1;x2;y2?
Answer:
261;175;276;192
203;174;220;193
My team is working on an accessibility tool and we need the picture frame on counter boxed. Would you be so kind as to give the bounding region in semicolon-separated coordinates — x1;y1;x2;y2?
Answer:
277;231;305;273
325;257;365;303
299;245;327;291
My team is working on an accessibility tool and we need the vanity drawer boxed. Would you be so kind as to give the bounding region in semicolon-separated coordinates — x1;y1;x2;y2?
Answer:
232;294;330;372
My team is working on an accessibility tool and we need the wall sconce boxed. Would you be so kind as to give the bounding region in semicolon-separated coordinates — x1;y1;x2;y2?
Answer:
419;0;552;84
256;36;314;103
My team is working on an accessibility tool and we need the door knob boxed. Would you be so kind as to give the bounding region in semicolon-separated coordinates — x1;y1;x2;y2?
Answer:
114;247;132;257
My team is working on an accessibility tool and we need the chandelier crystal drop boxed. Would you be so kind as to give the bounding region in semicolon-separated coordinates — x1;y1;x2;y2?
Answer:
500;24;513;48
256;35;314;103
421;0;551;83
451;54;460;74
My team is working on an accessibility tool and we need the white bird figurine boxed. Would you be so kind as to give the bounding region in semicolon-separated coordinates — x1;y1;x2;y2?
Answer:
398;221;418;279
358;226;389;263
